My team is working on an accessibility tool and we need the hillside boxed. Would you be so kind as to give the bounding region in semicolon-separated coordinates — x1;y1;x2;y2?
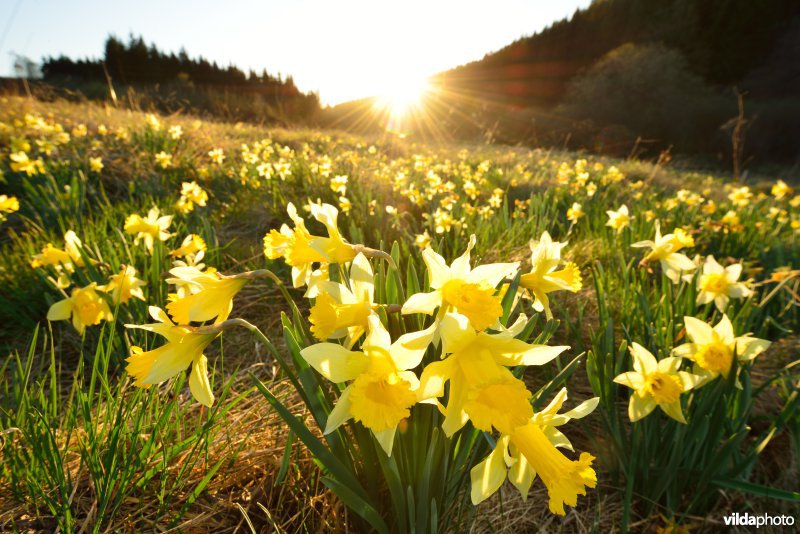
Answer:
437;0;800;106
0;97;798;532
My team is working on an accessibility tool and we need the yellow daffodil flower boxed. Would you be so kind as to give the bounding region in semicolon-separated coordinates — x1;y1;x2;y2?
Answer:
263;202;328;288
696;255;751;312
307;201;357;264
632;223;696;283
0;194;20;220
155;151;173;169
519;231;582;320
614;342;700;423
175;181;208;214
30;230;90;272
125;307;218;406
47;282;112;334
165;267;248;324
309;253;376;347
470;388;598;514
418;312;567;436
566;202;584;223
300;315;428;455
124;207;173;254
672;315;770;386
208;148;225;164
89;157;103;173
402;235;518;332
771;180;793;200
727;186;752;207
606;204;632;233
415;230;432;249
170;233;207;259
103;265;147;304
10;151;45;175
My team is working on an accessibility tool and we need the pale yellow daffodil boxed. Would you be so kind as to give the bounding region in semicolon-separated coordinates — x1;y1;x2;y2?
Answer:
165;266;248;324
470;388;599;514
309;253;376;347
606;204;632;233
519;231;582;319
47;282;112;334
124;207;173;254
402;235;518;332
300;315;428;455
103;265;147;304
614;342;700;424
418;312;567;436
696;255;751;312
632;222;696;283
125;307;218;406
263;202;328;288
672;315;770;386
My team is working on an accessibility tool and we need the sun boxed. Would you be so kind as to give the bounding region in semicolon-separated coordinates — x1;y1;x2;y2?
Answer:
374;76;432;119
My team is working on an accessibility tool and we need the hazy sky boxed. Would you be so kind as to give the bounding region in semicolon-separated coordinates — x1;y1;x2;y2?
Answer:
0;0;592;105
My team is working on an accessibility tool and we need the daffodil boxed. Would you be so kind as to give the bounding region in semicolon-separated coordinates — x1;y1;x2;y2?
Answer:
208;148;225;164
300;315;427;455
10;151;45;175
30;230;91;271
727;186;752;207
165;267;248;324
124;207;173;254
696;255;751;312
402;235;518;332
47;283;113;334
0;194;20;221
104;265;146;304
155;151;172;169
418;312;567;436
771;180;793;200
309;253;376;346
170;233;207;259
175;181;208;213
307;202;357;264
470;388;598;514
519;231;582;319
415;230;431;249
125;307;218;406
606;204;632;233
89;157;103;173
263;202;328;288
632;223;696;283
672;315;770;385
614;342;700;423
566;202;584;223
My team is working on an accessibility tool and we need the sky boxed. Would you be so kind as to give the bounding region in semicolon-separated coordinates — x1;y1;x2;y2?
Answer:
0;0;592;106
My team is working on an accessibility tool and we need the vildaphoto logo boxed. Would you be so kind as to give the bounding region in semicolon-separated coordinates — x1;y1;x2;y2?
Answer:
723;512;795;528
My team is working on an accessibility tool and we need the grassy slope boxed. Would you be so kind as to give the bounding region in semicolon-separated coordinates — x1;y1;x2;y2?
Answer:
0;96;797;532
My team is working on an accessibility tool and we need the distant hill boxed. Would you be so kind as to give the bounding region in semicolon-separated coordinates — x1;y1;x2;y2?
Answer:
37;35;320;124
436;0;800;107
322;0;800;163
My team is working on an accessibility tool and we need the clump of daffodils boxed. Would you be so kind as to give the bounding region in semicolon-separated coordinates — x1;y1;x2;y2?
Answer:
123;203;597;516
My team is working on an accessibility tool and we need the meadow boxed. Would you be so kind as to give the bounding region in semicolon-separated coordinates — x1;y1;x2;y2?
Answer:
0;96;798;533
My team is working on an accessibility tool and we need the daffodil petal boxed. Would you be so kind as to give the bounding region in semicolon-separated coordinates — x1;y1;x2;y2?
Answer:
402;290;441;316
300;343;369;383
470;441;508;504
324;385;353;434
47;298;72;321
189;355;214;407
